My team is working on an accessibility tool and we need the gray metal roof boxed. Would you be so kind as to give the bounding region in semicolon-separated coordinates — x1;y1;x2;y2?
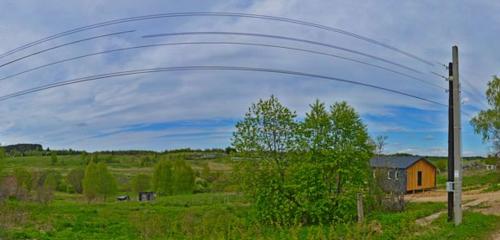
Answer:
370;155;431;169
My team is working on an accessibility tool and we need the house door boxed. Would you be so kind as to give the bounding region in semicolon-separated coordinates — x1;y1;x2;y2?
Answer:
417;171;422;187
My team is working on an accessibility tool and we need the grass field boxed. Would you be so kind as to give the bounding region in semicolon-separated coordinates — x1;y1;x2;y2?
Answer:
1;154;500;239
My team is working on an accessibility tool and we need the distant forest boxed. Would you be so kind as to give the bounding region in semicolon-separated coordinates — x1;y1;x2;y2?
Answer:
0;143;484;160
0;144;235;157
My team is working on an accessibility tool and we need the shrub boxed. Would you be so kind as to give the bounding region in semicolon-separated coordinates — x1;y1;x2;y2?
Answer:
66;168;84;193
34;171;57;204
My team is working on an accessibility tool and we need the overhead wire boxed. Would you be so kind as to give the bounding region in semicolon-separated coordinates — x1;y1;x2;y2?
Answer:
0;12;434;66
142;31;423;74
0;30;135;69
0;65;446;106
0;41;445;90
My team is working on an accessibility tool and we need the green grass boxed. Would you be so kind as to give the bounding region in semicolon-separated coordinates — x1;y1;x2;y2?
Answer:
413;211;500;240
1;155;499;239
2;194;498;240
436;170;500;190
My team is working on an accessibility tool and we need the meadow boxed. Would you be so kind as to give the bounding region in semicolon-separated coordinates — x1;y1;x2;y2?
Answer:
1;153;499;239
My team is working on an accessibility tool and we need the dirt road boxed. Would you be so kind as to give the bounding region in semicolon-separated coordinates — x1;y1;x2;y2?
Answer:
409;189;500;239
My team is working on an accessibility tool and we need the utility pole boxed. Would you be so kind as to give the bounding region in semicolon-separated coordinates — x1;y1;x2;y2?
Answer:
447;61;454;222
451;45;462;225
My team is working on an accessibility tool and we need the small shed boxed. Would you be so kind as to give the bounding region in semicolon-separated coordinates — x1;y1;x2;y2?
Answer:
370;156;436;193
138;192;156;201
117;195;130;201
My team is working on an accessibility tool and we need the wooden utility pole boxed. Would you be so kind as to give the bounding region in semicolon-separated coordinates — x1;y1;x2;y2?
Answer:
451;45;462;225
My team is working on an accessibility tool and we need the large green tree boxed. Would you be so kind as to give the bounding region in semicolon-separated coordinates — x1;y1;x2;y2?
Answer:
83;160;98;202
96;162;117;201
233;95;300;225
132;174;151;193
471;76;500;155
152;159;195;195
234;97;374;225
172;160;195;194
153;160;173;196
83;161;117;201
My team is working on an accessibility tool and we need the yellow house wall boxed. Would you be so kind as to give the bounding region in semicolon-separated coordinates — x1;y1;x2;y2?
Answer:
406;160;436;191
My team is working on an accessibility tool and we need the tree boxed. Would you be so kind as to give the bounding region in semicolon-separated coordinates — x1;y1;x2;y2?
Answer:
132;174;151;193
172;160;195;194
329;102;374;194
233;96;300;225
34;171;57;204
0;148;4;177
0;147;5;159
297;101;374;222
83;160;98;202
153;160;173;196
234;97;374;225
374;136;388;156
95;162;117;201
50;152;58;166
232;95;298;179
152;159;195;195
471;76;500;156
81;152;89;165
66;168;85;193
13;167;32;198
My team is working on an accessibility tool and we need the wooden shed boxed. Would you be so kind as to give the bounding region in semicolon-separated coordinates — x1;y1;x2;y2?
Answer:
138;192;156;201
370;156;436;193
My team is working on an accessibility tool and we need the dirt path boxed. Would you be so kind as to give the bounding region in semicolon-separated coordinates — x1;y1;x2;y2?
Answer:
407;189;500;204
411;189;500;226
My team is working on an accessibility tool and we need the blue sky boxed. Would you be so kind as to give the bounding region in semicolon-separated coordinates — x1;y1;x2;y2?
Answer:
0;0;498;156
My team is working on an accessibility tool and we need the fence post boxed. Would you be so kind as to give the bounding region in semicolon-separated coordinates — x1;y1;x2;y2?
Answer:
357;193;364;223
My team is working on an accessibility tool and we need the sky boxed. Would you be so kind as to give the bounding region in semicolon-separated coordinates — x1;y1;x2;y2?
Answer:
0;0;498;156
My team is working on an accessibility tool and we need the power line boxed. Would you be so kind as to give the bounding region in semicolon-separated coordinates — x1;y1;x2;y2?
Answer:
0;65;446;106
0;30;134;69
143;31;423;74
0;41;445;90
0;12;434;66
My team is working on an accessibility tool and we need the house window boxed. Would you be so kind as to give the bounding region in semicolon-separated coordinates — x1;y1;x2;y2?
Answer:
387;170;392;179
395;171;399;180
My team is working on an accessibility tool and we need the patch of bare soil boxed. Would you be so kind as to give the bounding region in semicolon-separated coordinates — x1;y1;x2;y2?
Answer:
490;231;500;240
473;199;500;216
412;189;500;227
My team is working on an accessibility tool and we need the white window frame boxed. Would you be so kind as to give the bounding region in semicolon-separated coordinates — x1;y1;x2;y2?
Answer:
395;170;399;180
387;170;392;179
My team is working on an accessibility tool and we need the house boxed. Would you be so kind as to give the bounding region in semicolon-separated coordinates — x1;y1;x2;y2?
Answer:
138;192;156;201
370;156;436;193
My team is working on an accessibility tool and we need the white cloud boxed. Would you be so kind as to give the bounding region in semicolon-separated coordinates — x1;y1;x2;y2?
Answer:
0;0;496;154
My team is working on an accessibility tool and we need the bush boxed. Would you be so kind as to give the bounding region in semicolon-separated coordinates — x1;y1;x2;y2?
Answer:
66;169;84;194
34;171;57;204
